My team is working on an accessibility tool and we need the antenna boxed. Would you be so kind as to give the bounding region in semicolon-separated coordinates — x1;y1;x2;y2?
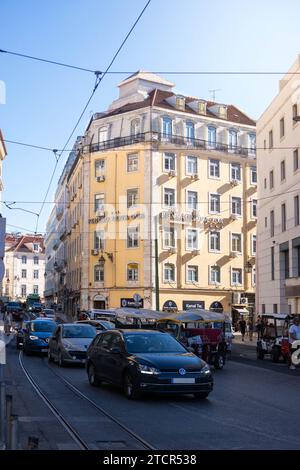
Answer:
209;89;221;101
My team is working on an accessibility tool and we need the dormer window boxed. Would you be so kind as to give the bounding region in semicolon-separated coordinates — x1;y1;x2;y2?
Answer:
198;100;207;115
186;121;195;142
130;119;140;137
175;95;185;110
33;243;39;252
219;106;227;119
208;104;228;119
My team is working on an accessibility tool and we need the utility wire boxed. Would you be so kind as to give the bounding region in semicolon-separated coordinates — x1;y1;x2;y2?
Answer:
2;48;300;76
34;0;151;233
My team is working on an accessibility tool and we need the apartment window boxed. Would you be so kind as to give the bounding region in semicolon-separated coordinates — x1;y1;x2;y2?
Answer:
21;285;27;297
265;217;268;228
271;246;275;280
293;103;298;120
230;163;241;181
186;156;198;175
209;193;220;214
283;250;290;279
187;265;198;283
99;127;108;143
94;265;104;282
280;117;285;138
33;270;39;279
163;227;176;249
270;210;275;237
164;263;175;282
280;160;286;181
209;159;220;178
232;233;242;253
127;153;139;172
269;170;274;189
273;304;278;314
210;265;221;284
186;229;199;251
34;256;39;265
187;191;198;210
231;197;242;216
208;126;217;148
186;121;195;141
94;193;105;213
164;152;176;172
264;178;267;189
252;199;257;218
229;129;238;150
95;159;105;177
269;130;273;149
164;188;175;207
33;285;39;295
294;195;300;226
248;133;256;154
262;304;266;314
21;269;27;279
127;188;139;208
127;226;139;248
22;256;27;264
294;149;299;171
209;231;220;252
281;203;286;232
127;263;138;281
94;230;105;250
232;268;242;285
250;167;257;184
252;267;256;287
251;234;257;256
162;116;172;138
130;119;140;137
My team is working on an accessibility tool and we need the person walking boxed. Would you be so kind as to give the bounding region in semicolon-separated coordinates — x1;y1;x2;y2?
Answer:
248;319;254;341
239;318;247;342
256;316;263;340
288;316;300;370
3;310;13;336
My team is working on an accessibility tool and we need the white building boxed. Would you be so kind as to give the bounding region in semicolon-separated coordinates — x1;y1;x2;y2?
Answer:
3;234;45;301
257;56;300;315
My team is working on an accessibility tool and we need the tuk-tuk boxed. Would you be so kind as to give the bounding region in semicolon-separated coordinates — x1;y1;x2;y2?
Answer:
157;310;228;369
114;308;163;328
256;313;293;362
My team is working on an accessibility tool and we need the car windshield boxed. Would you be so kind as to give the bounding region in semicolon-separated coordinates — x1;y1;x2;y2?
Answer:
124;333;187;354
31;322;56;333
98;321;115;329
62;325;96;338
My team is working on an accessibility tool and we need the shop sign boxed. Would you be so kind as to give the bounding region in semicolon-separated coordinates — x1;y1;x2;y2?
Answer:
121;298;144;308
183;300;205;310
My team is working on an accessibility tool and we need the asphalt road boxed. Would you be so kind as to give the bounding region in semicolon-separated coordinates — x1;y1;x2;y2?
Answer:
4;337;300;451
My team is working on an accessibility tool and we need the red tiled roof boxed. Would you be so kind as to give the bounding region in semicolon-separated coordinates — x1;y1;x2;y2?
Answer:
5;234;45;253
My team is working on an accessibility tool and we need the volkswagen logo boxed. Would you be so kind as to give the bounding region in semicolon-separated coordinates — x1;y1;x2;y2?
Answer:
179;368;186;375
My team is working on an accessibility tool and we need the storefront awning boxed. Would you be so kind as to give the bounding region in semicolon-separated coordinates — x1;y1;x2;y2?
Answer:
233;307;249;315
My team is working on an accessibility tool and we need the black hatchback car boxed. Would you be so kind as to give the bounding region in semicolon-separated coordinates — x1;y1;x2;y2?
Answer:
86;330;213;399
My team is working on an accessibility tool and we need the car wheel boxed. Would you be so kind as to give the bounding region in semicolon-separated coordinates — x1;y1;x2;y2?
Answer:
48;349;54;363
214;354;224;370
58;351;66;367
194;392;209;399
123;372;139;400
87;363;101;387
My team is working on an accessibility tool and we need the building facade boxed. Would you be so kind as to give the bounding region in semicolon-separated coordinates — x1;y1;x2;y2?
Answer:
257;57;300;315
49;72;257;320
3;234;45;301
0;130;7;294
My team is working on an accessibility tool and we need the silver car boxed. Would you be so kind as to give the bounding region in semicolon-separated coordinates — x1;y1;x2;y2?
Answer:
48;323;96;367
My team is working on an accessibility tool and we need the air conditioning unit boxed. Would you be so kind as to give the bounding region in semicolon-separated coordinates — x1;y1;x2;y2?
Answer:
91;249;99;256
240;296;248;305
168;248;176;254
230;251;239;258
191;173;199;180
97;175;105;182
168;170;176;177
232;292;241;304
230;179;240;186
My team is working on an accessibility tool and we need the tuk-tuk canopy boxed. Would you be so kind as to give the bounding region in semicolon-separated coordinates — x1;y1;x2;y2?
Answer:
261;313;293;321
158;309;226;324
114;308;163;320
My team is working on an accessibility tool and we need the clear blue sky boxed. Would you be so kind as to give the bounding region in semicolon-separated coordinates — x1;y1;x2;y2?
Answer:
0;0;299;233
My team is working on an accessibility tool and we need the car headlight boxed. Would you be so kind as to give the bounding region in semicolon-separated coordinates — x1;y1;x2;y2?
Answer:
201;364;211;375
29;335;39;340
138;364;160;375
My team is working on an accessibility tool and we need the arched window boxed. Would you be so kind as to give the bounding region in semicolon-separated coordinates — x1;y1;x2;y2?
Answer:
162;116;172;139
130;119;140;137
127;263;139;281
94;265;104;282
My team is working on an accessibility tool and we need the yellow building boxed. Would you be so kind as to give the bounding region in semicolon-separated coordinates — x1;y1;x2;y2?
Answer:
53;72;257;320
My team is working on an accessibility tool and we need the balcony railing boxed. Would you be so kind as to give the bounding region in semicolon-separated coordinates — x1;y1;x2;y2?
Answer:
83;132;256;157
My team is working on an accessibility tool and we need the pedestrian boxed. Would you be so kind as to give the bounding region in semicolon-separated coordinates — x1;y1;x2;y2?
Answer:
248;319;254;341
239;318;247;342
3;310;12;336
256;316;263;340
288;316;300;370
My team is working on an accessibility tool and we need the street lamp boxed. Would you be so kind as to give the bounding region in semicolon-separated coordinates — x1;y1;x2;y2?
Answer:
244;261;253;274
98;255;106;267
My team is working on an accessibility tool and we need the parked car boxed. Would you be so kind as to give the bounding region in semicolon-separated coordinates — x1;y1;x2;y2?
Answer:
76;319;115;332
48;323;97;367
23;319;57;355
6;301;24;322
41;308;56;320
86;329;213;400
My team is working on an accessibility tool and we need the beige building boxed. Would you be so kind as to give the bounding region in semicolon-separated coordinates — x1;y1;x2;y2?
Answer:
49;72;257;320
257;57;300;315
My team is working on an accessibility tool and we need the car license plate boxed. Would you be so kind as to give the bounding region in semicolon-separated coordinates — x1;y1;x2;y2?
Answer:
41;348;48;353
172;378;195;384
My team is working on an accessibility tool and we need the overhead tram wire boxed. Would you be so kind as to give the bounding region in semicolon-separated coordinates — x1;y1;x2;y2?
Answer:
34;0;152;234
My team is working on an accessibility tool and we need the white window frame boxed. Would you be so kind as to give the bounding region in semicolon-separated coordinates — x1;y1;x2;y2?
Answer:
208;126;217;148
163;152;176;172
163;187;176;208
186;265;199;284
186;155;198;175
186;228;199;251
251;234;257;256
127;188;139;208
250;166;257;185
99;126;108;143
231;233;242;253
94;230;105;250
162;227;177;250
209;192;221;214
231;268;243;286
127;263;139;281
95;159;105;177
94;193;105;213
127;153;139;173
209;159;220;179
230;162;241;181
127;226;139;249
163;263;176;283
94;265;104;282
33;285;39;295
186;121;195;141
229;129;238;151
251;199;257;219
33;270;39;279
248;133;256;155
162;116;172;139
209;265;221;285
187;190;198;211
231;196;242;217
21;256;27;264
209;231;221;253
